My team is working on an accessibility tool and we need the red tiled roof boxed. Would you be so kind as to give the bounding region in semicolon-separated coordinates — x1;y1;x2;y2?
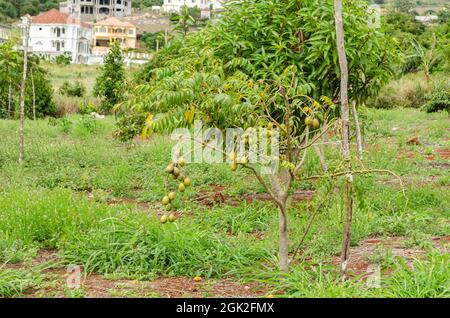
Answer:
31;9;90;28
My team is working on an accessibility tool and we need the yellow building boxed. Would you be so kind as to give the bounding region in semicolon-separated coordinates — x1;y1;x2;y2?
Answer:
92;17;136;54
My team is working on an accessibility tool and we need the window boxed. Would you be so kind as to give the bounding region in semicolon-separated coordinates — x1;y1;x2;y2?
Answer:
39;27;42;31
128;29;133;35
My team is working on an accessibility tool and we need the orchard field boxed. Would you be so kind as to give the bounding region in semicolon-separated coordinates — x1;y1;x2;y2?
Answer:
1;0;450;299
0;108;448;298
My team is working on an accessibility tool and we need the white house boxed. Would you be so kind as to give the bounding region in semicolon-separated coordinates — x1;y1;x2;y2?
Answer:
162;0;224;13
415;15;439;25
22;9;92;64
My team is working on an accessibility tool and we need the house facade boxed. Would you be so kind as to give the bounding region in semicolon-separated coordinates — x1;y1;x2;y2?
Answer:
60;0;132;22
162;0;224;13
22;9;92;64
92;17;136;55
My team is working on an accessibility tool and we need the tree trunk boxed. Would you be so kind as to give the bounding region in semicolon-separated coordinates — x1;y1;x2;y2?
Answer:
31;67;36;120
19;19;30;164
278;203;289;272
352;100;363;160
334;0;354;282
8;80;12;118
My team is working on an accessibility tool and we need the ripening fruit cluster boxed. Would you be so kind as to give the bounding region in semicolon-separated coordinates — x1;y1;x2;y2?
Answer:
228;151;249;172
160;156;191;224
304;116;320;129
230;122;278;172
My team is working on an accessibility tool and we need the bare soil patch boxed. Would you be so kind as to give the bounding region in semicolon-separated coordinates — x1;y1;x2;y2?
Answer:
331;235;450;279
194;184;314;207
5;250;267;298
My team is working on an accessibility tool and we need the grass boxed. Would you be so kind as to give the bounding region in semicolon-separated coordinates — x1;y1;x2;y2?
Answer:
0;108;448;297
43;62;140;115
0;269;38;297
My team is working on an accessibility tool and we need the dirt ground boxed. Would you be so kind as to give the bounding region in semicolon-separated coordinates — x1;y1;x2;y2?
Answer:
5;234;448;298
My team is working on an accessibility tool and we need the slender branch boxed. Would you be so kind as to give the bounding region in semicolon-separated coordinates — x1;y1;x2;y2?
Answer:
291;186;333;260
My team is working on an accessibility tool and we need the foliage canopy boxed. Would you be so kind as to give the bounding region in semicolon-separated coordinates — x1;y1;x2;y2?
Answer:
117;0;399;139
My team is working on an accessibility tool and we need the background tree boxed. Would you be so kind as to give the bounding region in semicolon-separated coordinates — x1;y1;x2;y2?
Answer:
93;41;126;113
0;41;57;119
141;31;165;51
391;0;415;13
0;41;19;118
132;0;163;9
171;5;196;36
0;0;64;20
25;58;57;118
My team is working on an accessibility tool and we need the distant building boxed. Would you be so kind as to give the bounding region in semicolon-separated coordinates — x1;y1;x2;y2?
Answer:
162;0;224;13
415;15;439;25
0;24;11;43
92;17;136;55
60;0;132;22
21;9;92;64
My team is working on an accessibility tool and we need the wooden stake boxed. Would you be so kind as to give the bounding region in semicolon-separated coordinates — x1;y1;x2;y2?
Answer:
19;18;30;164
334;0;354;282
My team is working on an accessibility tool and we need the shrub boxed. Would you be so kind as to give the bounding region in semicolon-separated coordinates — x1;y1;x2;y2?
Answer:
422;83;450;114
54;95;81;117
113;113;146;142
371;73;428;109
78;115;97;133
55;53;71;65
59;81;86;98
57;117;73;133
79;101;98;115
25;65;57;118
